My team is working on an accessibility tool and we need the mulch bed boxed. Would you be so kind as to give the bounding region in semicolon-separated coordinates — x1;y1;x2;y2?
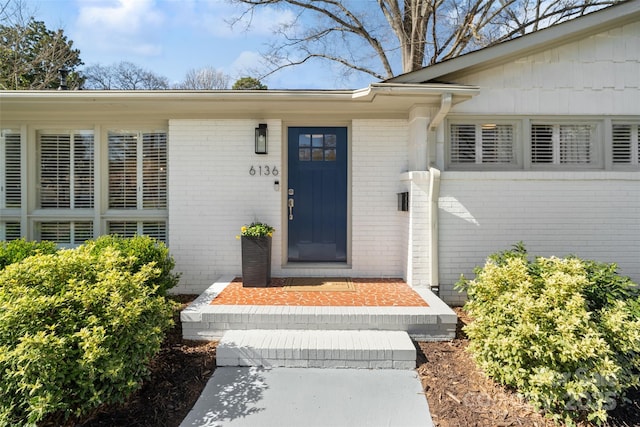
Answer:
77;298;639;427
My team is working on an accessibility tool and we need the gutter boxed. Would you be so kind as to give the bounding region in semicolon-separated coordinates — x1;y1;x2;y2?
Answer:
429;93;452;131
428;167;441;294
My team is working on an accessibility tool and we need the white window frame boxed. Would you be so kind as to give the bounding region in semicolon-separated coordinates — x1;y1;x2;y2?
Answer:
446;119;521;170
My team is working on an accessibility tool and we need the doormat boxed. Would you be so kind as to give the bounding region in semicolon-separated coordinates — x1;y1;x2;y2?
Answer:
283;277;355;292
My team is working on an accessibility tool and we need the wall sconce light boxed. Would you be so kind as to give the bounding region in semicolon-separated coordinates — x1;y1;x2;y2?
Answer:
255;123;268;154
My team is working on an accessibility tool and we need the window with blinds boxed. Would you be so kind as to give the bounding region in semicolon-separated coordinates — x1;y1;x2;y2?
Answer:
612;124;639;165
1;222;21;241
38;131;94;208
109;132;138;208
37;221;93;244
108;221;167;243
531;123;594;165
2;130;21;209
143;132;167;208
450;123;515;165
109;131;167;210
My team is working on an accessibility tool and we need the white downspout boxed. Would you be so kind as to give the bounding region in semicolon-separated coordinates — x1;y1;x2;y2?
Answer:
428;167;441;294
426;92;450;294
429;93;452;131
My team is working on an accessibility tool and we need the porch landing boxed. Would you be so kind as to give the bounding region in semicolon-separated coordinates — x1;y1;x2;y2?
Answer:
181;276;457;342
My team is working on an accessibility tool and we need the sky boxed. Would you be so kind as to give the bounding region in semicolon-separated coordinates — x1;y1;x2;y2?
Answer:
22;0;376;89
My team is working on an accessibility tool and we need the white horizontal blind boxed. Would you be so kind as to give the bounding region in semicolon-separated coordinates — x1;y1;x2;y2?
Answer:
142;221;167;242
481;124;514;163
532;124;593;165
7;222;21;240
612;124;639;165
3;131;21;208
39;132;94;209
39;222;70;243
107;221;138;237
38;221;93;244
559;124;591;164
73;133;95;208
451;123;515;164
531;125;554;163
142;132;167;209
108;132;138;209
40;134;71;208
450;124;476;163
1;222;21;241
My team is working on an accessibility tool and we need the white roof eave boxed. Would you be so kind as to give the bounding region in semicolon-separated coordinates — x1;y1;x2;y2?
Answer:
0;83;479;121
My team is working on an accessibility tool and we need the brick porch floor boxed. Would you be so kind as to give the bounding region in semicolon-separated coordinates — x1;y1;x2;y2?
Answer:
210;278;429;307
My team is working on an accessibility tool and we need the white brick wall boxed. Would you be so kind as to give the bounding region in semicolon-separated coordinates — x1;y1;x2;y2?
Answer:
451;21;640;115
169;119;410;293
351;119;408;278
168;119;283;293
437;171;640;305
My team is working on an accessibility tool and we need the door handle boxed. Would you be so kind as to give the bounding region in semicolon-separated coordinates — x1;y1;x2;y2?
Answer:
288;198;294;220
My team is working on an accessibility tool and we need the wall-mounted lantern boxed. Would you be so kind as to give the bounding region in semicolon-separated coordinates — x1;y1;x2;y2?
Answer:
255;123;268;154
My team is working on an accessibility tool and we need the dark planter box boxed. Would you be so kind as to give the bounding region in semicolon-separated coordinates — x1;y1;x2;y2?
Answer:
241;236;272;287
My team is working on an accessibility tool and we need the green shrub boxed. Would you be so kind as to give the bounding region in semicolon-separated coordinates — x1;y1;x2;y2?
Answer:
85;235;180;296
0;246;175;426
0;238;58;271
457;244;640;425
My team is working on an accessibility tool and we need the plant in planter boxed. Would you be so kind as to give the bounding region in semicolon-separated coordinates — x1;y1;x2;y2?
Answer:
238;222;274;287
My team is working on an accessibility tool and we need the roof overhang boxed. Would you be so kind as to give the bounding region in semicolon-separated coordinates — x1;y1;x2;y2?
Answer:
388;0;640;84
0;83;479;122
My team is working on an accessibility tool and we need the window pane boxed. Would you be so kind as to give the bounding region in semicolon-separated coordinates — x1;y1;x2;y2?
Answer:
2;222;21;241
108;221;138;237
298;134;311;147
74;222;93;243
312;148;324;161
39;222;71;243
39;133;71;208
324;148;336;161
143;221;167;243
612;124;632;164
109;132;138;209
3;130;21;208
312;134;324;148
481;124;514;163
531;125;553;163
73;133;94;208
142;132;167;209
450;124;476;163
299;148;310;161
559;124;591;164
325;134;337;148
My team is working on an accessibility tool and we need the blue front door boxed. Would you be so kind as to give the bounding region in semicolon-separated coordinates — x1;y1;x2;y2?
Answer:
288;127;347;262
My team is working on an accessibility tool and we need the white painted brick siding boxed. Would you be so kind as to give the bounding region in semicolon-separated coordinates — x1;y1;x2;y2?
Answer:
351;119;408;278
168;119;283;293
450;21;640;115
437;172;640;305
169;119;409;293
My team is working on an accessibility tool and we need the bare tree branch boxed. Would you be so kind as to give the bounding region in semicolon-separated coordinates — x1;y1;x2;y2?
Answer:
175;67;231;90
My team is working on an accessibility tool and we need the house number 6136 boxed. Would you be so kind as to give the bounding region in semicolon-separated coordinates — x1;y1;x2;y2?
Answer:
249;165;279;176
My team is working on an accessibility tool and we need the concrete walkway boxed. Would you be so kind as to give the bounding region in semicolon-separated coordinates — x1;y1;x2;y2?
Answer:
180;367;434;427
